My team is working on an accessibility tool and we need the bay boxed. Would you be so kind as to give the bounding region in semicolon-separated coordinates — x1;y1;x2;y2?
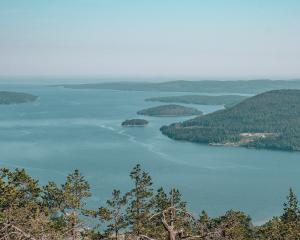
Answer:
0;84;299;224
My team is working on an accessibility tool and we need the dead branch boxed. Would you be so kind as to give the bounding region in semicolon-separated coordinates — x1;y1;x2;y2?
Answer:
0;223;37;240
137;235;157;240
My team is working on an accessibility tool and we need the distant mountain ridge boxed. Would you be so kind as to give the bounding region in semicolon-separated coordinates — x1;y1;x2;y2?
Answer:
160;90;300;151
62;80;300;94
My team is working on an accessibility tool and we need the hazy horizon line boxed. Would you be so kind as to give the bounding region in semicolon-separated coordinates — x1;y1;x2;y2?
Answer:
0;75;300;85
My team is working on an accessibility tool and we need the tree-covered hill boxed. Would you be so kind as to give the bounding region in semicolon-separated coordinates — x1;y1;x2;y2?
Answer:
0;91;37;104
161;90;300;151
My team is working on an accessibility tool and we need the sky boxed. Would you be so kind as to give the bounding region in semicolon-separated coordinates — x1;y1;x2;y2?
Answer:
0;0;300;81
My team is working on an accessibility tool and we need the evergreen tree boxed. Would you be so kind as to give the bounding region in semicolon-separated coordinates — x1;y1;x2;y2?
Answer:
99;189;128;240
43;181;65;212
126;164;153;236
150;187;189;239
281;188;299;223
43;169;91;240
42;181;69;233
198;210;211;237
0;168;56;239
63;169;91;240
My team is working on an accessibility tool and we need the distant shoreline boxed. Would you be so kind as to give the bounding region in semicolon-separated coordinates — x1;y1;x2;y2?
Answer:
59;79;300;94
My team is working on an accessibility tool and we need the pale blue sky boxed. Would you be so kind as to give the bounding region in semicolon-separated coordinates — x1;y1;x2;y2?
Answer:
0;0;300;80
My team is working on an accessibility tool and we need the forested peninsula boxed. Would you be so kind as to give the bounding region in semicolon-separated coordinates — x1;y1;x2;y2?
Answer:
0;91;37;104
1;165;300;240
161;90;300;151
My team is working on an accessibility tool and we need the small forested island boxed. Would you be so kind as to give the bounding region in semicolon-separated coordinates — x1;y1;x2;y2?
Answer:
146;95;248;108
161;90;300;151
122;119;149;126
137;104;202;117
0;91;37;105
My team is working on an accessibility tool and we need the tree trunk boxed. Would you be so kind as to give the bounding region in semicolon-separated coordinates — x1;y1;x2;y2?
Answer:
71;212;77;240
168;231;177;240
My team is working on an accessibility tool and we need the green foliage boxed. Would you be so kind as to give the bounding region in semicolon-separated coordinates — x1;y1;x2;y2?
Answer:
256;189;300;240
216;210;253;240
63;169;91;211
0;168;56;239
281;188;299;223
149;188;189;239
99;189;128;239
2;165;300;240
197;210;254;240
126;164;153;235
42;169;91;239
161;90;300;151
152;187;186;213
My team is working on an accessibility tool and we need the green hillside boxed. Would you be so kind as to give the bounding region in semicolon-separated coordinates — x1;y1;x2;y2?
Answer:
161;90;300;151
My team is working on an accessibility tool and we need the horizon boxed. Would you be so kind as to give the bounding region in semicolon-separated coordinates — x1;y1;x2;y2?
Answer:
1;76;300;85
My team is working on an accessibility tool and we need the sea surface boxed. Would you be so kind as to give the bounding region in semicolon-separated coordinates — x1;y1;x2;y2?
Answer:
1;84;300;224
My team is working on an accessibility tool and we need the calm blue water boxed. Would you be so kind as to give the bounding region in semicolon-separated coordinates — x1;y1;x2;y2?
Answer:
0;84;300;224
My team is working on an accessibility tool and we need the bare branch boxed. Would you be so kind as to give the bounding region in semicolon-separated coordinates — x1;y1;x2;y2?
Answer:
138;235;157;240
1;223;37;240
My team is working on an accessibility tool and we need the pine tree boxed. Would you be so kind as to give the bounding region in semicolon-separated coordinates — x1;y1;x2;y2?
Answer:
99;189;127;240
43;169;91;240
150;187;188;239
43;181;65;212
281;188;299;223
152;187;169;213
0;168;54;239
63;169;91;240
126;164;153;236
198;210;210;236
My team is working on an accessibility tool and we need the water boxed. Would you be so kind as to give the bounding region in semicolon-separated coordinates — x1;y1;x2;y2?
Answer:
0;84;300;224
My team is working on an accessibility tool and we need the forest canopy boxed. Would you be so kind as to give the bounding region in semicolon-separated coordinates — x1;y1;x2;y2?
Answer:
161;90;300;151
1;165;300;240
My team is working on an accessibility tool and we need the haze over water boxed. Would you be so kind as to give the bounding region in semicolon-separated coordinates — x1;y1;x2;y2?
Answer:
0;83;300;224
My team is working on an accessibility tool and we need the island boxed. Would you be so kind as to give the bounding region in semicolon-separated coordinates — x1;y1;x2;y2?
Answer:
0;91;38;105
160;90;300;151
121;119;149;127
146;95;248;108
61;79;300;94
137;104;202;117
